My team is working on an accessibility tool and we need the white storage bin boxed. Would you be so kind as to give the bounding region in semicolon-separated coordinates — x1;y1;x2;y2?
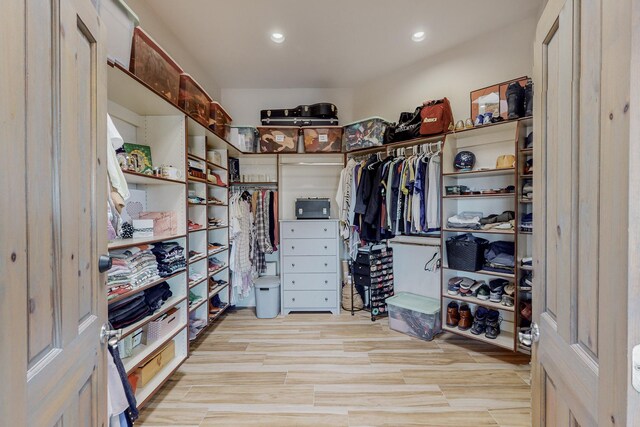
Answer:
254;276;280;318
99;0;139;68
386;292;442;341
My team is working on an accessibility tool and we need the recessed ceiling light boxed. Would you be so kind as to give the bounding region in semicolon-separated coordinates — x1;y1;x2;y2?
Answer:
412;31;426;42
271;32;285;43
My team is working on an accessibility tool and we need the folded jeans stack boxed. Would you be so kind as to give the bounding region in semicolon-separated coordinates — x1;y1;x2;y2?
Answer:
483;241;515;274
152;242;186;277
107;282;172;329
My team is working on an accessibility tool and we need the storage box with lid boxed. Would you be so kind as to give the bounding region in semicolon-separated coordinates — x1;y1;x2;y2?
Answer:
179;74;211;127
138;211;178;236
146;307;179;342
302;126;343;153
209;101;232;138
129;27;183;105
136;340;176;386
342;117;390;151
227;126;259;153
257;126;299;153
386;292;442;341
101;0;139;69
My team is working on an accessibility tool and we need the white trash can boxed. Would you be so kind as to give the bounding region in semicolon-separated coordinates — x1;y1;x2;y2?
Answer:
255;276;280;318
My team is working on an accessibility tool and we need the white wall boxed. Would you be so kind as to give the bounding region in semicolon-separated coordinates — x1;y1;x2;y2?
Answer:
221;88;354;127
124;0;221;99
353;15;537;123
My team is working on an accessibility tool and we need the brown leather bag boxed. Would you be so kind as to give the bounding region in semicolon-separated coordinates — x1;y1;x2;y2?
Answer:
420;97;454;135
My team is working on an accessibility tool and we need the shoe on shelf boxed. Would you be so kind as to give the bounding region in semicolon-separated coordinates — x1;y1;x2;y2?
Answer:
447;277;462;295
464;118;474;129
489;279;508;303
446;301;460;327
522;181;533;200
485;310;502;339
476;284;491;300
458;304;473;331
520;300;532;322
501;294;515;307
521;257;533;267
524;79;534;117
506;81;525;119
520;272;533;291
475;114;485;126
470;280;485;297
454;120;465;131
470;307;489;335
503;283;516;296
188;220;203;231
483;112;493;124
525;131;533;149
459;277;475;291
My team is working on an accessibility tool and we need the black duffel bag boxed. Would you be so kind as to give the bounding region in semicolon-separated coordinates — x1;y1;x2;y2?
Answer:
384;107;423;144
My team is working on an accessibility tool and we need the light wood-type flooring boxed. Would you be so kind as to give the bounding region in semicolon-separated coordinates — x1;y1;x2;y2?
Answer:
138;308;532;426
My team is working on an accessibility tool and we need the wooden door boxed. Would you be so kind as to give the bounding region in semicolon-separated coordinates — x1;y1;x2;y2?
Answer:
532;0;640;425
1;0;108;425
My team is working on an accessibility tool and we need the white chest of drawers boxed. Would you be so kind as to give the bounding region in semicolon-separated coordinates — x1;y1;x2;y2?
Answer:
279;220;341;315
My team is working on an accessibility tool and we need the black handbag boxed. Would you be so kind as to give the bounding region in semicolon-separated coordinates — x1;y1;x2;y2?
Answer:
392;107;423;142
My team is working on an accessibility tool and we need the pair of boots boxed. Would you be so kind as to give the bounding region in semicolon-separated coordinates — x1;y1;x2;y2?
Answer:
506;79;533;119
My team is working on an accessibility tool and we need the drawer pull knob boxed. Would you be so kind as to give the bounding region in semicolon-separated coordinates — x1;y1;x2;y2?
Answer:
292;263;295;267
291;281;295;284
324;228;327;232
291;229;294;232
292;298;295;302
324;297;328;302
324;280;328;284
292;246;295;250
324;263;328;267
324;246;328;249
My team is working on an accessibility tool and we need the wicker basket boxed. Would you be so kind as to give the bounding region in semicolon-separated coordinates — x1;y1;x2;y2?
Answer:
446;233;489;271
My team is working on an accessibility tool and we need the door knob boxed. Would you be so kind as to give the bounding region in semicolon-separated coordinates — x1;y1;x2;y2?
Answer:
98;255;112;273
100;323;121;346
518;322;540;347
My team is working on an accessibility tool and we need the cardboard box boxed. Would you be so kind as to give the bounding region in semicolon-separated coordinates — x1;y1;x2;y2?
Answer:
138;211;178;236
136;340;175;387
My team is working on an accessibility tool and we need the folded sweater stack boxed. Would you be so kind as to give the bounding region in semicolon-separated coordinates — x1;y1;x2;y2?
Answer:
108;282;173;329
107;245;160;300
152;242;186;277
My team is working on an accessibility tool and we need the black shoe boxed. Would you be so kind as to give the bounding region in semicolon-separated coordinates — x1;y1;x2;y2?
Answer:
470;307;489;335
524;79;534;117
525;131;533;149
485;310;502;339
506;81;525;119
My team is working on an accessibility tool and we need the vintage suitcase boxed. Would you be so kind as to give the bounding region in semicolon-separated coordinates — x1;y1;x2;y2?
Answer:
295;198;331;219
302;126;343;153
129;27;183;105
257;126;299;153
179;74;211;128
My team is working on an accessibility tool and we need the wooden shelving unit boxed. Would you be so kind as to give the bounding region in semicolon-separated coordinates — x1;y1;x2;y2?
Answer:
106;62;233;408
440;118;530;352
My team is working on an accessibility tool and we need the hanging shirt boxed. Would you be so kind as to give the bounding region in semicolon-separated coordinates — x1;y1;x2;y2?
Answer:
427;154;442;230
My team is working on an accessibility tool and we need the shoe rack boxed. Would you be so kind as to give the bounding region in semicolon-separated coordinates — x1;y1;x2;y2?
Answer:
440;117;532;352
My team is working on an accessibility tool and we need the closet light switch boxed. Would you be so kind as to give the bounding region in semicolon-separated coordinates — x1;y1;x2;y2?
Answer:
633;345;640;392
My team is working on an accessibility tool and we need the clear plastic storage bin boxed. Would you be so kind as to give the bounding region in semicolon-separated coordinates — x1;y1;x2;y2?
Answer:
386;292;442;341
342;117;390;152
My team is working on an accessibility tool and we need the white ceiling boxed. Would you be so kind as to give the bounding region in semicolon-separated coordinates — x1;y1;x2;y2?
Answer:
138;0;540;89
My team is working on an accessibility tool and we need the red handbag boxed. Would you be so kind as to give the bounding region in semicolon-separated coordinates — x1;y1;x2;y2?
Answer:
420;98;454;135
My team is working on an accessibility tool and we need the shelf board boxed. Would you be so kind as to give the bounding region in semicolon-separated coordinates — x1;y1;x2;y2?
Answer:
519;199;533;204
189;297;207;313
187;153;208;163
122;323;186;374
449;116;532;136
135;353;187;409
208;225;229;231
443;193;516;200
207;161;227;171
188;254;207;264
208;303;230;322
230;181;278;186
207;182;229;189
443;265;515;279
107;270;186;304
442;168;515;178
518;344;532;355
189;176;209;184
188;277;208;289
442;324;515;351
519;265;533;271
122;170;185;185
108;234;186;250
208;265;228;276
519;230;533;235
345;133;448;156
208;203;228;207
519;173;534;178
188;227;206;233
519;148;533;155
119;295;186;339
107;62;183;117
443;228;515;235
208;247;228;256
209;282;229;298
442;293;515;312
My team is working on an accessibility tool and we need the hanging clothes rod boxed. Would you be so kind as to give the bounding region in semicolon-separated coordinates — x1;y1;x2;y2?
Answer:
388;240;441;247
280;162;344;166
230;182;278;186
